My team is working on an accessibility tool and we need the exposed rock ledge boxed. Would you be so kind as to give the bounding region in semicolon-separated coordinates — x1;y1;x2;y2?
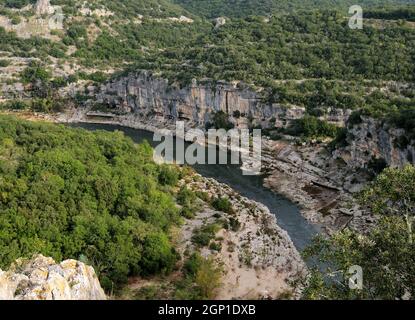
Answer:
0;255;106;300
185;174;307;299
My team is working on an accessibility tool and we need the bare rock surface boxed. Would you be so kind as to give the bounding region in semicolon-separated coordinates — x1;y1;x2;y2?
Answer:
0;254;106;300
35;0;54;15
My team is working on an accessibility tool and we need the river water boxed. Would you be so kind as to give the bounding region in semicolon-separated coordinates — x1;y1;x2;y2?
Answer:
70;123;320;252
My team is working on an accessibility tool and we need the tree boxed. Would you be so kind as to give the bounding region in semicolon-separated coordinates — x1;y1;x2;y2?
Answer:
362;165;415;244
0;115;183;291
195;257;222;299
302;216;415;300
302;166;415;300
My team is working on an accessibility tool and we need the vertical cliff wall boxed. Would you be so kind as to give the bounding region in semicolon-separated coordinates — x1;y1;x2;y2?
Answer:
92;71;307;129
333;117;415;169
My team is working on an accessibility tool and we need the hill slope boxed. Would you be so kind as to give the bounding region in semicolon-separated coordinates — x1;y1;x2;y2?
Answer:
174;0;415;18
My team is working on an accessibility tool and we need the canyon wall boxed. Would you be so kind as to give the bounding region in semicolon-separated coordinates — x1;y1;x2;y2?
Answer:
91;71;350;129
333;117;415;169
87;72;414;169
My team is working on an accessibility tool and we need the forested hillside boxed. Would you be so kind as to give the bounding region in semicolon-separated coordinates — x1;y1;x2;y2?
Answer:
0;115;185;290
174;0;415;18
1;1;414;141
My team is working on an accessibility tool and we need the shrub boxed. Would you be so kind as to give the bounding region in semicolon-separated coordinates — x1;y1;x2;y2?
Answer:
195;257;222;299
286;116;339;139
0;59;10;67
228;217;241;232
158;165;179;186
20;62;51;84
208;111;234;130
209;242;222;252
177;186;196;207
211;197;233;214
192;223;221;247
347;111;363;127
183;252;203;277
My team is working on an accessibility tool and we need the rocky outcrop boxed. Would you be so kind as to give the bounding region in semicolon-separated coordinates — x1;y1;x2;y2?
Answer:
86;72;308;130
334;117;415;169
0;255;106;300
34;0;54;15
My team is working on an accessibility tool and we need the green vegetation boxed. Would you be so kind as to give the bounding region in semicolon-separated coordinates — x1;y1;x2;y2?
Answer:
211;196;233;214
1;2;414;136
175;253;222;300
1;0;35;9
20;61;51;84
0;26;68;60
0;115;185;290
194;256;222;299
192;223;221;247
302;166;415;299
132;251;223;300
0;98;67;113
0;59;10;67
174;0;414;18
177;185;198;219
286;116;340;140
365;6;415;21
207;111;235;131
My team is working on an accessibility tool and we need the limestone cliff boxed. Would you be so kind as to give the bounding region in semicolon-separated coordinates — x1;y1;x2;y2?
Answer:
89;72;309;129
334;116;415;169
0;255;106;300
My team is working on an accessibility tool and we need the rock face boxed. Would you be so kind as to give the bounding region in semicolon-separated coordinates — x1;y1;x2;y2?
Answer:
0;255;106;300
334;117;415;169
80;72;351;131
89;72;311;130
34;0;54;15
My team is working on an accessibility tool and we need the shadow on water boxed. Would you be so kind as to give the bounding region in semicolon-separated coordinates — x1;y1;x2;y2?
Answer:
70;123;321;254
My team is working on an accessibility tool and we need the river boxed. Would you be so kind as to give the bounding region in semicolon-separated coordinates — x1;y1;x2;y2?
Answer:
70;123;320;252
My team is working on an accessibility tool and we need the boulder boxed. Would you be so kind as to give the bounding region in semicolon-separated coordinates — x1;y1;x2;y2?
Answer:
0;255;106;300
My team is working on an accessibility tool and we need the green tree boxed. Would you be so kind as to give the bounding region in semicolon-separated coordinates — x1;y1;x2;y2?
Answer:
302;166;415;300
195;257;222;299
362;165;415;244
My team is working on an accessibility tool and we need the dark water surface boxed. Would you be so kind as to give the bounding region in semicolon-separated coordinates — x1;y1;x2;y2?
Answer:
70;123;320;252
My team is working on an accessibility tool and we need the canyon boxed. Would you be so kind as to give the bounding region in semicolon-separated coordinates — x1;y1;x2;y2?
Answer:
56;71;414;234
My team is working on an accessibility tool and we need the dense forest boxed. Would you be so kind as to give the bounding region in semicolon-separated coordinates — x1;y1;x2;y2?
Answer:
174;0;415;18
2;4;414;128
0;115;186;290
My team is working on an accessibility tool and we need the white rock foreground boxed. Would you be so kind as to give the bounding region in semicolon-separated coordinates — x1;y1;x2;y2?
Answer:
0;255;106;300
